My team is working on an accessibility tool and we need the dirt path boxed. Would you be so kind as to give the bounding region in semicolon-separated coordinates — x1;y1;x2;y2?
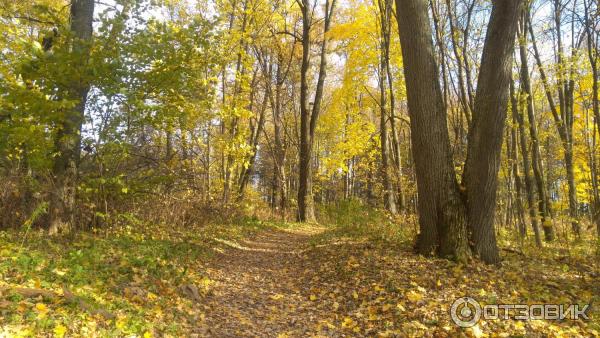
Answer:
192;226;599;337
197;227;324;337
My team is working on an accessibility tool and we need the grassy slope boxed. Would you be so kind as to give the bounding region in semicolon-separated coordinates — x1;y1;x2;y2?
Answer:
0;216;272;337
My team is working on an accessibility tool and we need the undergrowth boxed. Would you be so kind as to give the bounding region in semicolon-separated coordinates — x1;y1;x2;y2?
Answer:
0;215;273;337
314;199;415;248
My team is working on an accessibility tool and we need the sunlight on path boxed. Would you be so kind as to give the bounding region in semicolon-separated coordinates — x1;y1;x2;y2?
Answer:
198;227;324;337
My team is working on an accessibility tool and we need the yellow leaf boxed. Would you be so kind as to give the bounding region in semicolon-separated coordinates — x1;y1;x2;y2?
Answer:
352;291;359;299
270;293;284;300
342;316;355;328
52;268;67;276
466;324;484;338
147;292;158;301
35;303;47;312
309;294;317;301
143;331;153;338
54;324;67;338
406;290;423;303
116;317;127;330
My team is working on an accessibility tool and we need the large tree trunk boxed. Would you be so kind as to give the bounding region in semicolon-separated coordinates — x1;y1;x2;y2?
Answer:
297;0;315;222
395;0;469;261
396;0;521;264
463;0;522;264
48;0;94;235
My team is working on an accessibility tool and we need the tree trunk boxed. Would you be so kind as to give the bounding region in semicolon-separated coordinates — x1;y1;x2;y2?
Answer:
48;0;94;235
395;0;469;261
238;84;268;199
222;0;250;205
273;63;288;219
377;0;397;214
528;4;579;237
297;0;336;222
508;81;527;239
584;0;600;237
297;0;315;222
396;0;521;264
518;14;554;241
511;79;542;246
463;0;522;264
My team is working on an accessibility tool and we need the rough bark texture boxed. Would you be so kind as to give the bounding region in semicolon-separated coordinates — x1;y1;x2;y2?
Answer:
48;0;94;235
297;0;315;222
464;0;522;264
396;0;521;264
395;0;469;261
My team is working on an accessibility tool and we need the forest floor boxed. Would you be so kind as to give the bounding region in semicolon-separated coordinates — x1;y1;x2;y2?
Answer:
0;212;599;337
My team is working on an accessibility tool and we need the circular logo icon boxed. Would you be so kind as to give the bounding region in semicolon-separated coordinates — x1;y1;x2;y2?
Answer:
450;297;481;327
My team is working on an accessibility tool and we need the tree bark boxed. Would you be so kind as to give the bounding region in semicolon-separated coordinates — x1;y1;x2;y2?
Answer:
297;0;336;222
528;4;579;237
377;0;397;214
463;0;522;264
48;0;94;235
395;0;469;261
518;14;554;241
584;0;600;237
508;81;527;239
396;0;521;264
511;79;543;246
